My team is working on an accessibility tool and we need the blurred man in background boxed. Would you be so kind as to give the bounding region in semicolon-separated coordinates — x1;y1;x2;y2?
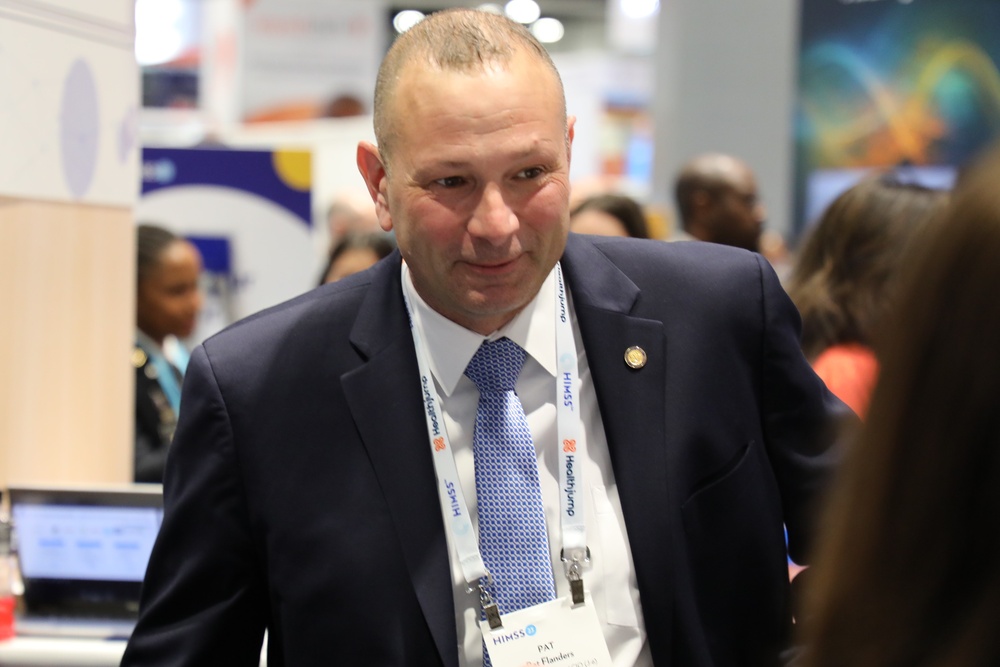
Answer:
673;152;766;252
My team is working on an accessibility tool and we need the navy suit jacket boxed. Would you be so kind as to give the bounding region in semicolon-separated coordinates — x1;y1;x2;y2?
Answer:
122;235;845;667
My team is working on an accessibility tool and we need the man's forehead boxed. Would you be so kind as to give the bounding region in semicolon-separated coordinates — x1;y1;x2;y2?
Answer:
710;161;754;193
389;56;564;126
727;170;757;193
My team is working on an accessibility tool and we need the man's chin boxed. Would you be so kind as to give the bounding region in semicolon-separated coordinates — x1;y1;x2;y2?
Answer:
456;292;533;332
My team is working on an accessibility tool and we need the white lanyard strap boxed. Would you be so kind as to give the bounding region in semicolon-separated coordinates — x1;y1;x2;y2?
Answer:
554;264;588;601
404;292;488;586
403;262;589;601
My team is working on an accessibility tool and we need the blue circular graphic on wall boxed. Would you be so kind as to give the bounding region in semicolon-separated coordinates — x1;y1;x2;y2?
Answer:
60;58;100;199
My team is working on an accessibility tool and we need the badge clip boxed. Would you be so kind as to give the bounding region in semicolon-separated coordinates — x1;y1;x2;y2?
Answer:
561;547;591;605
484;600;502;629
470;575;503;629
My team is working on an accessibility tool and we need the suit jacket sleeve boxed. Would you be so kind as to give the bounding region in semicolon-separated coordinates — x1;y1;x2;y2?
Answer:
755;253;848;563
122;344;268;666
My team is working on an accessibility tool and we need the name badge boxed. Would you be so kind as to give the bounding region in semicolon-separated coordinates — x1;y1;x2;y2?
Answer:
480;594;613;667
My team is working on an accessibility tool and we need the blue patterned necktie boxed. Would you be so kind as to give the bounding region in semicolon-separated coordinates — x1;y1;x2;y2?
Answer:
465;337;556;640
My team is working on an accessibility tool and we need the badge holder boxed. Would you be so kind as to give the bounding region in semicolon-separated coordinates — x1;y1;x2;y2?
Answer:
469;575;503;629
561;547;590;605
479;593;614;667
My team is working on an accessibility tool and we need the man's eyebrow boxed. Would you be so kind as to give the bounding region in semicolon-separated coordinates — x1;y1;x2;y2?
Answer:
413;146;559;177
410;160;471;179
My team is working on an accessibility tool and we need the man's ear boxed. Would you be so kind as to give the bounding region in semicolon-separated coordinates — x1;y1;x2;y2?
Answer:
691;189;712;215
357;141;393;232
566;115;577;169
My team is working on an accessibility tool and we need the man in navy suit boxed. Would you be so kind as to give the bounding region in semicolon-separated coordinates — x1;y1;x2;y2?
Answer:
123;9;846;667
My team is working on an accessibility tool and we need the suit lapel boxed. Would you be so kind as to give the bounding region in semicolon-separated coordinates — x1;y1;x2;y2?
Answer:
341;254;458;667
561;236;674;663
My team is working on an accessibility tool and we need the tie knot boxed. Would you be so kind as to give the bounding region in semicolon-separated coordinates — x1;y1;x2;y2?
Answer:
464;337;526;394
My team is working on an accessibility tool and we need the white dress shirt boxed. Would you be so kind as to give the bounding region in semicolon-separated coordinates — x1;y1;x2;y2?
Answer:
401;262;653;666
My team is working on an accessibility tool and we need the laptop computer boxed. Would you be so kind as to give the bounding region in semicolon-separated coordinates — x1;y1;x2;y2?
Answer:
6;484;163;639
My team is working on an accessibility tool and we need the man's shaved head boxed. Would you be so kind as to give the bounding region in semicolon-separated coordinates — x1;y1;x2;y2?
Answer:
372;9;566;168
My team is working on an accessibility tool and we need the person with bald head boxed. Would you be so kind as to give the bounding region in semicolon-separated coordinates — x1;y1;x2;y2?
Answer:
673;153;766;252
124;9;847;667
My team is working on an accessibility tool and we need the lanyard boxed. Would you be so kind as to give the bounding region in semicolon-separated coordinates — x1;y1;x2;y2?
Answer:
403;262;590;620
139;341;182;415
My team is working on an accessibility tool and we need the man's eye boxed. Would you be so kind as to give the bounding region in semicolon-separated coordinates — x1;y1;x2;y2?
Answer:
435;176;466;188
518;167;545;179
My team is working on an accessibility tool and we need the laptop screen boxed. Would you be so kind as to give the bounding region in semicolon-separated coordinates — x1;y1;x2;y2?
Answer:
8;485;163;619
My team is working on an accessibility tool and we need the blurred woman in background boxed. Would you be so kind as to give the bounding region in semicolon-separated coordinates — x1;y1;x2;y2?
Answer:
317;231;396;286
569;193;650;239
786;176;947;417
799;144;1000;667
134;224;203;483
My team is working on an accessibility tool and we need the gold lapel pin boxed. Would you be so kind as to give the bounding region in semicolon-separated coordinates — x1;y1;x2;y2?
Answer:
624;346;647;369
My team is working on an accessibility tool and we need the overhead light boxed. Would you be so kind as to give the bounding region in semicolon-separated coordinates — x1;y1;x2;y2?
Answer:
620;0;660;19
531;17;564;44
477;3;504;14
134;0;185;66
393;10;425;34
505;0;541;25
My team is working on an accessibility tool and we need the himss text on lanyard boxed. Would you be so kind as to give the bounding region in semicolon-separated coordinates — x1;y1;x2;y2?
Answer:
402;262;590;628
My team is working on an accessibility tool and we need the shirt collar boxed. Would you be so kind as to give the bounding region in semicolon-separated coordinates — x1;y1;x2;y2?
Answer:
401;262;559;396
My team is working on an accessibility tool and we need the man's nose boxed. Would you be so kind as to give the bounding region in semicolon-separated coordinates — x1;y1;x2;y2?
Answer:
469;183;518;242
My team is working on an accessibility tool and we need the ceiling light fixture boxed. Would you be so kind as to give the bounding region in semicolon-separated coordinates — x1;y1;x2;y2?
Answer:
620;0;660;20
134;0;185;66
504;0;541;25
392;10;425;34
531;17;565;44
